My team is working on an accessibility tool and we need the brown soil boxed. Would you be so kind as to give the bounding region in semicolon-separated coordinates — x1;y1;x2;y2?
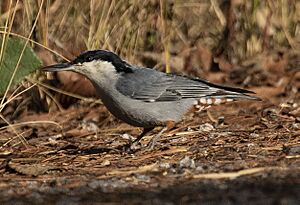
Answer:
1;49;300;204
1;95;299;204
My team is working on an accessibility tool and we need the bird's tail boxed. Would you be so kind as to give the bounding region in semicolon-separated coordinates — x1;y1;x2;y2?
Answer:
193;77;261;103
212;91;261;101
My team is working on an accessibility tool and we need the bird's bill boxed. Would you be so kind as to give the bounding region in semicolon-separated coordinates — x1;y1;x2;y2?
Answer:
42;63;73;72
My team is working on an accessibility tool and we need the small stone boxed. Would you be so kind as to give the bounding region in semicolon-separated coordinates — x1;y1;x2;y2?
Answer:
199;123;215;132
283;144;300;155
195;166;205;172
159;162;171;169
214;139;225;145
179;156;196;169
120;133;134;141
101;160;110;166
250;133;259;138
81;120;99;132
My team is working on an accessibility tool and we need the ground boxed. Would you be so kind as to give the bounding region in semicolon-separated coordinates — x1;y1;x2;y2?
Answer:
1;47;300;205
0;92;299;204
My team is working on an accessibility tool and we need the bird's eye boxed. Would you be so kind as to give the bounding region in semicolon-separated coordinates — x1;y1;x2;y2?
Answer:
87;56;93;62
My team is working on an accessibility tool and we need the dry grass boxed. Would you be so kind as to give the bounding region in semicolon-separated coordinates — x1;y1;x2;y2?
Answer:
0;0;299;145
1;0;298;62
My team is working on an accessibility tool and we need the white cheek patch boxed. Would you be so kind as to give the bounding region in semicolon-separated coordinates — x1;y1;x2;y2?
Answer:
83;60;118;80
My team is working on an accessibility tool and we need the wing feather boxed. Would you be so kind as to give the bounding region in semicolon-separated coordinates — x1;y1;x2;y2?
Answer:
116;68;258;102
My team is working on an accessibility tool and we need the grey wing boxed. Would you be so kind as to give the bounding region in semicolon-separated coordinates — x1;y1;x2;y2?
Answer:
116;68;181;102
116;68;258;102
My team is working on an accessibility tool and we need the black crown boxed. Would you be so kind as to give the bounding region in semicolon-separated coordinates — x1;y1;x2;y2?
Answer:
72;50;133;73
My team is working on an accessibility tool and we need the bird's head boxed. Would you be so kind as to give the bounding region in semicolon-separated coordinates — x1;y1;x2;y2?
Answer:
42;50;133;80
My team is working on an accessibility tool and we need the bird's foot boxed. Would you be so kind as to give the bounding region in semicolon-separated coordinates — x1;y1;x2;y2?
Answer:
146;138;158;150
145;127;168;150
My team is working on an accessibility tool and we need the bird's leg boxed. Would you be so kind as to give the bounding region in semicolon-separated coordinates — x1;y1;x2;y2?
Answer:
128;127;154;151
146;127;167;150
147;121;175;150
132;127;154;144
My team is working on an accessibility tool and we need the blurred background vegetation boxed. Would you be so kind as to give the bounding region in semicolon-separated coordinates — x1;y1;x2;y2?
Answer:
0;0;299;113
1;0;299;66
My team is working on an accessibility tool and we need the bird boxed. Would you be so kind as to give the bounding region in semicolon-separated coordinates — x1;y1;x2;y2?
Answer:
42;50;260;149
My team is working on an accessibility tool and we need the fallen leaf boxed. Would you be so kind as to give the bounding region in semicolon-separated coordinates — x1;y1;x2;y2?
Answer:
8;162;54;176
